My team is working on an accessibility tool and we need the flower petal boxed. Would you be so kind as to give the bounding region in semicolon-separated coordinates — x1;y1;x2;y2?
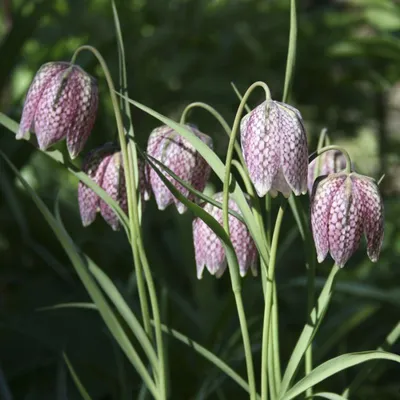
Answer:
311;174;346;263
240;100;280;197
78;147;114;227
352;174;384;262
18;62;70;140
34;66;82;151
278;102;308;196
100;152;125;231
66;68;98;159
328;177;364;267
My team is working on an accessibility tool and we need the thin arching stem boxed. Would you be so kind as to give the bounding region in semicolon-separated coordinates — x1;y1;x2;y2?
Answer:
222;81;271;400
70;45;166;400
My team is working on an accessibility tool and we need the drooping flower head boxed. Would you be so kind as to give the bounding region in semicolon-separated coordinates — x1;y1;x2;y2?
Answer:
308;150;347;193
193;192;257;279
145;124;213;214
240;100;308;197
311;172;384;267
17;62;98;159
78;143;147;231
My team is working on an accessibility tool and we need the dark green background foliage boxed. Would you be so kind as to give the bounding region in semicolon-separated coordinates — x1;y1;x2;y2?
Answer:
1;0;400;399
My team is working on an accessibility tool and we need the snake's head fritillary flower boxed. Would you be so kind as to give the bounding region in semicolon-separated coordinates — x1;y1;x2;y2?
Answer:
145;124;213;214
308;150;347;193
240;100;308;198
78;143;147;231
17;62;98;159
193;192;257;279
311;172;384;267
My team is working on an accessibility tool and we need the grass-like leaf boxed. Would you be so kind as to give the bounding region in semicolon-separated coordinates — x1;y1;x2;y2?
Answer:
86;257;159;373
281;351;400;400
63;353;93;400
279;265;340;397
0;151;159;399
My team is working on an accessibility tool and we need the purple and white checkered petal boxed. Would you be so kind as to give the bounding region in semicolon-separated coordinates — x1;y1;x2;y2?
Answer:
33;66;83;151
352;174;384;262
311;174;347;263
78;146;115;227
66;68;98;159
328;178;363;267
278;102;308;196
308;151;347;193
17;62;70;140
100;152;124;231
270;167;292;198
188;127;213;203
193;204;226;279
241;101;280;197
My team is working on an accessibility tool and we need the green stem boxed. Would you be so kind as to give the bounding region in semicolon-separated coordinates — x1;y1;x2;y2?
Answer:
70;46;166;400
261;205;285;400
272;284;281;390
279;265;340;398
222;82;271;400
304;258;316;398
282;0;297;104
180;101;247;169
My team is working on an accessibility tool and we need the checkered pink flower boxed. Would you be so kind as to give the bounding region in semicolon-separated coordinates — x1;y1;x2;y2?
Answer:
78;143;147;231
240;100;308;197
193;192;257;279
17;62;98;159
308;150;347;193
145;124;213;214
311;172;384;267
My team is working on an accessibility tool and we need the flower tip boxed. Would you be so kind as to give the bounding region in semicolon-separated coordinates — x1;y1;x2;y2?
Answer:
253;181;271;198
176;202;187;214
317;254;326;263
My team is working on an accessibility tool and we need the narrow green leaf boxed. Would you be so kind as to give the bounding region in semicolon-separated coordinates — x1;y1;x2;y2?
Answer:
63;353;93;400
0;152;158;399
143;145;241;269
307;393;348;400
87;258;159;373
141;150;244;223
115;94;270;267
342;321;400;397
281;351;400;400
42;302;255;397
157;322;257;397
279;266;340;397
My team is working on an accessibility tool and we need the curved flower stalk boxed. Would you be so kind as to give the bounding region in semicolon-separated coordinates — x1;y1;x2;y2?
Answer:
193;192;257;279
17;62;98;159
145;124;213;214
78;143;147;231
311;172;384;267
308;150;347;193
240;100;308;197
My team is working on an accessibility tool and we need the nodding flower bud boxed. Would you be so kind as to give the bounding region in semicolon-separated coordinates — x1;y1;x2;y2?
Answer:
311;172;384;267
145;124;213;214
192;192;257;279
240;100;308;197
308;150;347;193
78;143;147;231
17;62;98;159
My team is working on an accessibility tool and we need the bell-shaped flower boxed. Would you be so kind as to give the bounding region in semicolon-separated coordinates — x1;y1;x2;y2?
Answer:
78;143;147;231
308;150;347;193
240;100;308;197
145;124;213;214
17;62;98;159
311;172;384;267
193;192;257;279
